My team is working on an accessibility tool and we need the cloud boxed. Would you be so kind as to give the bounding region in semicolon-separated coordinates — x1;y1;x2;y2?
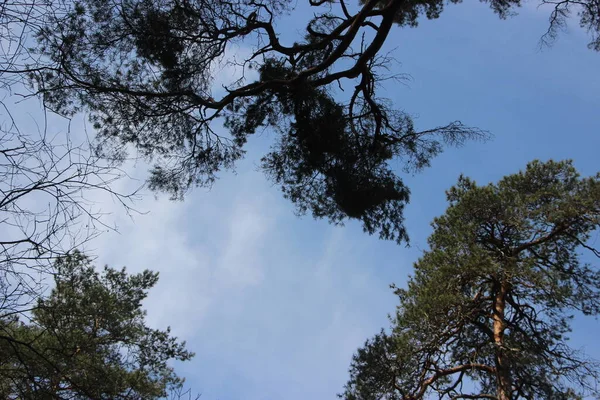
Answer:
81;143;405;400
89;160;281;337
166;216;404;400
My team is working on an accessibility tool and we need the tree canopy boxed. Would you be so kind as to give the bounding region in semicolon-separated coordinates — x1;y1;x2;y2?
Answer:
0;251;193;399
5;0;594;243
342;160;600;400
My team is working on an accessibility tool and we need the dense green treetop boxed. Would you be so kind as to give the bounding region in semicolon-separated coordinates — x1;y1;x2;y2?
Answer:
342;160;600;400
0;251;193;399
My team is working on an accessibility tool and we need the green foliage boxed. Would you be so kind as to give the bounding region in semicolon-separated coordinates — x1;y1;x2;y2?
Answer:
0;251;193;399
342;160;600;400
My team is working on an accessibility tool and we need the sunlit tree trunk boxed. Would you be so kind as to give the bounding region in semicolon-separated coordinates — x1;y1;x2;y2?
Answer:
493;280;512;400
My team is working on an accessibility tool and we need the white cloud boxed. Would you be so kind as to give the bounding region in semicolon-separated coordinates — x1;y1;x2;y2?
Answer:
79;144;404;400
89;159;281;338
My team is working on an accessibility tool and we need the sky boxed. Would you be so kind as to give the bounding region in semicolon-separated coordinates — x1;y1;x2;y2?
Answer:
12;1;599;399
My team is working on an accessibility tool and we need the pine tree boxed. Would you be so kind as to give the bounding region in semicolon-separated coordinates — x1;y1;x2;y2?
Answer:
343;160;600;400
0;252;193;399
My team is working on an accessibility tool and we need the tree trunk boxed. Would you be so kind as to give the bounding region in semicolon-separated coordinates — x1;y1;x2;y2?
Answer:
493;280;512;400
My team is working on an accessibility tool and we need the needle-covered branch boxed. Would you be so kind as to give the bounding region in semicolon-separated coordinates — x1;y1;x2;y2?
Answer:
3;0;599;242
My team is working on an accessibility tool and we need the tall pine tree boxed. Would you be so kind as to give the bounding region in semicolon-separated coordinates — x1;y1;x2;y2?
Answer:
343;160;600;400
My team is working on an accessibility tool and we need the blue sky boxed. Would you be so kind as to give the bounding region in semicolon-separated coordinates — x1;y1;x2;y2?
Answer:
83;2;600;399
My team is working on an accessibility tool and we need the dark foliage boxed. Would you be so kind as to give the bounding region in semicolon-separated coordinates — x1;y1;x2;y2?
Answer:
11;0;598;242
